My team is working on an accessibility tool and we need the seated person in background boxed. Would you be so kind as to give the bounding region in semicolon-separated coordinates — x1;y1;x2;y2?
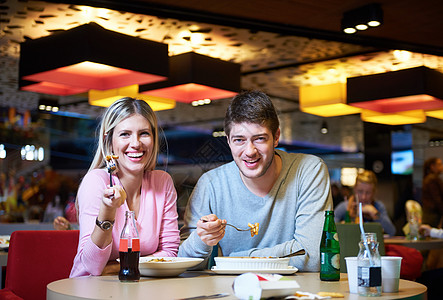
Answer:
420;224;443;271
421;157;443;228
420;224;443;239
334;170;396;236
178;90;333;272
70;97;180;277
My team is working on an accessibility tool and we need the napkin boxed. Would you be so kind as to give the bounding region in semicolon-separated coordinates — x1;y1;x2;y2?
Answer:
232;273;300;300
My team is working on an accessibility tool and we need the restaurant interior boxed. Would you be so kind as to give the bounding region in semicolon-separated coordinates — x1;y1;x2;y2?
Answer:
1;0;443;239
1;0;443;299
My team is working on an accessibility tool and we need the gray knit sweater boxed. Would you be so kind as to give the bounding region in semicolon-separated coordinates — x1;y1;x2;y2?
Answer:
178;149;333;271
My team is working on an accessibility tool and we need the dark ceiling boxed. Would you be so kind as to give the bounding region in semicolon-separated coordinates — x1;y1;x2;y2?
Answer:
48;0;443;56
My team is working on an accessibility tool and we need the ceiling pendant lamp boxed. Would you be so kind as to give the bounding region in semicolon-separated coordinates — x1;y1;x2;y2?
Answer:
140;52;241;103
299;83;362;117
89;85;175;111
425;109;443;120
347;66;443;113
19;22;169;96
361;109;426;125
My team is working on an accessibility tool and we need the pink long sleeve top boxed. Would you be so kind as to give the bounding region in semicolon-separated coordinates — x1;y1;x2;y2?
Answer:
70;169;180;277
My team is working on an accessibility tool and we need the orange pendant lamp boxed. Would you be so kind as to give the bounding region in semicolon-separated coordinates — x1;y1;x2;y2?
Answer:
347;66;443;113
88;85;175;111
299;83;362;117
361;109;426;125
19;22;169;96
140;52;241;103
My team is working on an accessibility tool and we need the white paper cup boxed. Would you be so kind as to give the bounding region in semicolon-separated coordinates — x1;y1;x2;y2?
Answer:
381;256;402;293
345;257;358;294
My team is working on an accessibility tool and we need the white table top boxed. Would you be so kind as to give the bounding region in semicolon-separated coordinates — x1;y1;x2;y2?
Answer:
47;272;427;300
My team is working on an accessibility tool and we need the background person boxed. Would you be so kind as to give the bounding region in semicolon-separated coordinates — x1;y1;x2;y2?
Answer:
70;97;180;277
420;224;443;239
334;170;396;236
421;157;443;228
178;90;333;272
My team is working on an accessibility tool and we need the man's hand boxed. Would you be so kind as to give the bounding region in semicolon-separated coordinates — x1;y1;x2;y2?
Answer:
197;214;227;246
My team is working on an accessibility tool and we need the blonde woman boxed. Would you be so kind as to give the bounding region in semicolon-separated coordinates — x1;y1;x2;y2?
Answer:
334;170;396;236
70;97;179;277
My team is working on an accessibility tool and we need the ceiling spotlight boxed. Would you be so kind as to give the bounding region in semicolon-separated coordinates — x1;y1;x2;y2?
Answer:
355;24;368;31
342;3;383;34
38;99;60;113
320;121;328;134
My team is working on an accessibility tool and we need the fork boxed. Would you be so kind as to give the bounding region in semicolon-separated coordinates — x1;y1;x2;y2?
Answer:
224;223;250;232
187;219;251;232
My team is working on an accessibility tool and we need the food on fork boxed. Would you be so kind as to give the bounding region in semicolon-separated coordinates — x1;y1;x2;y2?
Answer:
105;154;119;187
248;222;259;237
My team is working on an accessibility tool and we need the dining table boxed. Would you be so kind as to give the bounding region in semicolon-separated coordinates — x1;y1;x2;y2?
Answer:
47;271;427;300
384;236;443;251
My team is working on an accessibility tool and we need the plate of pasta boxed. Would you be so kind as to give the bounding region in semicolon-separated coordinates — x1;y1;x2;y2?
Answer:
138;257;204;277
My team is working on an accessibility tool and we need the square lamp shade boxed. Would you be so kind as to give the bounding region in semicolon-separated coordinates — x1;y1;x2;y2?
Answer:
89;85;175;111
426;109;443;120
347;66;443;113
299;83;362;117
140;52;241;103
19;22;169;96
361;109;426;125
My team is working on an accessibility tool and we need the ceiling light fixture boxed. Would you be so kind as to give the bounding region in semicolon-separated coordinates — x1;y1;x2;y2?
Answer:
320;121;328;134
88;85;175;111
299;83;362;117
361;109;426;125
140;52;241;103
347;66;443;113
19;22;169;96
38;99;60;113
341;3;383;34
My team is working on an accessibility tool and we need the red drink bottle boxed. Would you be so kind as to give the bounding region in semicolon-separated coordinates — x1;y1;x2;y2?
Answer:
119;211;140;282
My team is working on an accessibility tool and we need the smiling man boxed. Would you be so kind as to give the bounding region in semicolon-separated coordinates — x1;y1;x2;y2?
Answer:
178;90;333;271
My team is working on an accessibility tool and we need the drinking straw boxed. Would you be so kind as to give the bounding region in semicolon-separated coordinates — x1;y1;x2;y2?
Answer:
359;202;374;266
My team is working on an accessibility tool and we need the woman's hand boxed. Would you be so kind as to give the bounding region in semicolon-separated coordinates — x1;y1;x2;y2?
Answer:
102;185;126;209
361;204;379;220
197;214;227;246
347;195;357;219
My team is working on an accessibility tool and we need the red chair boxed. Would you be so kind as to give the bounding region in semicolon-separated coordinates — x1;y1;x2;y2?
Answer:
385;244;424;281
0;230;79;300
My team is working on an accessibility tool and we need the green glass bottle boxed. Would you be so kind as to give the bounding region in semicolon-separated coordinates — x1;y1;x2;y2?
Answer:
320;210;340;281
344;210;351;223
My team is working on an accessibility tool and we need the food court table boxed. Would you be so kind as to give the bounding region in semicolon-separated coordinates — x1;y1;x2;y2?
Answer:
47;272;427;300
384;236;443;251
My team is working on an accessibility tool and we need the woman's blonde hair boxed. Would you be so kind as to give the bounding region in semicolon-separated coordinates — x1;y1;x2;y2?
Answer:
89;97;159;172
355;170;377;191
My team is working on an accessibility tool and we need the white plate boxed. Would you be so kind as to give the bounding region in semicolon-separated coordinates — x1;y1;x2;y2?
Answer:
0;235;10;249
211;266;298;275
214;256;290;270
138;257;204;277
